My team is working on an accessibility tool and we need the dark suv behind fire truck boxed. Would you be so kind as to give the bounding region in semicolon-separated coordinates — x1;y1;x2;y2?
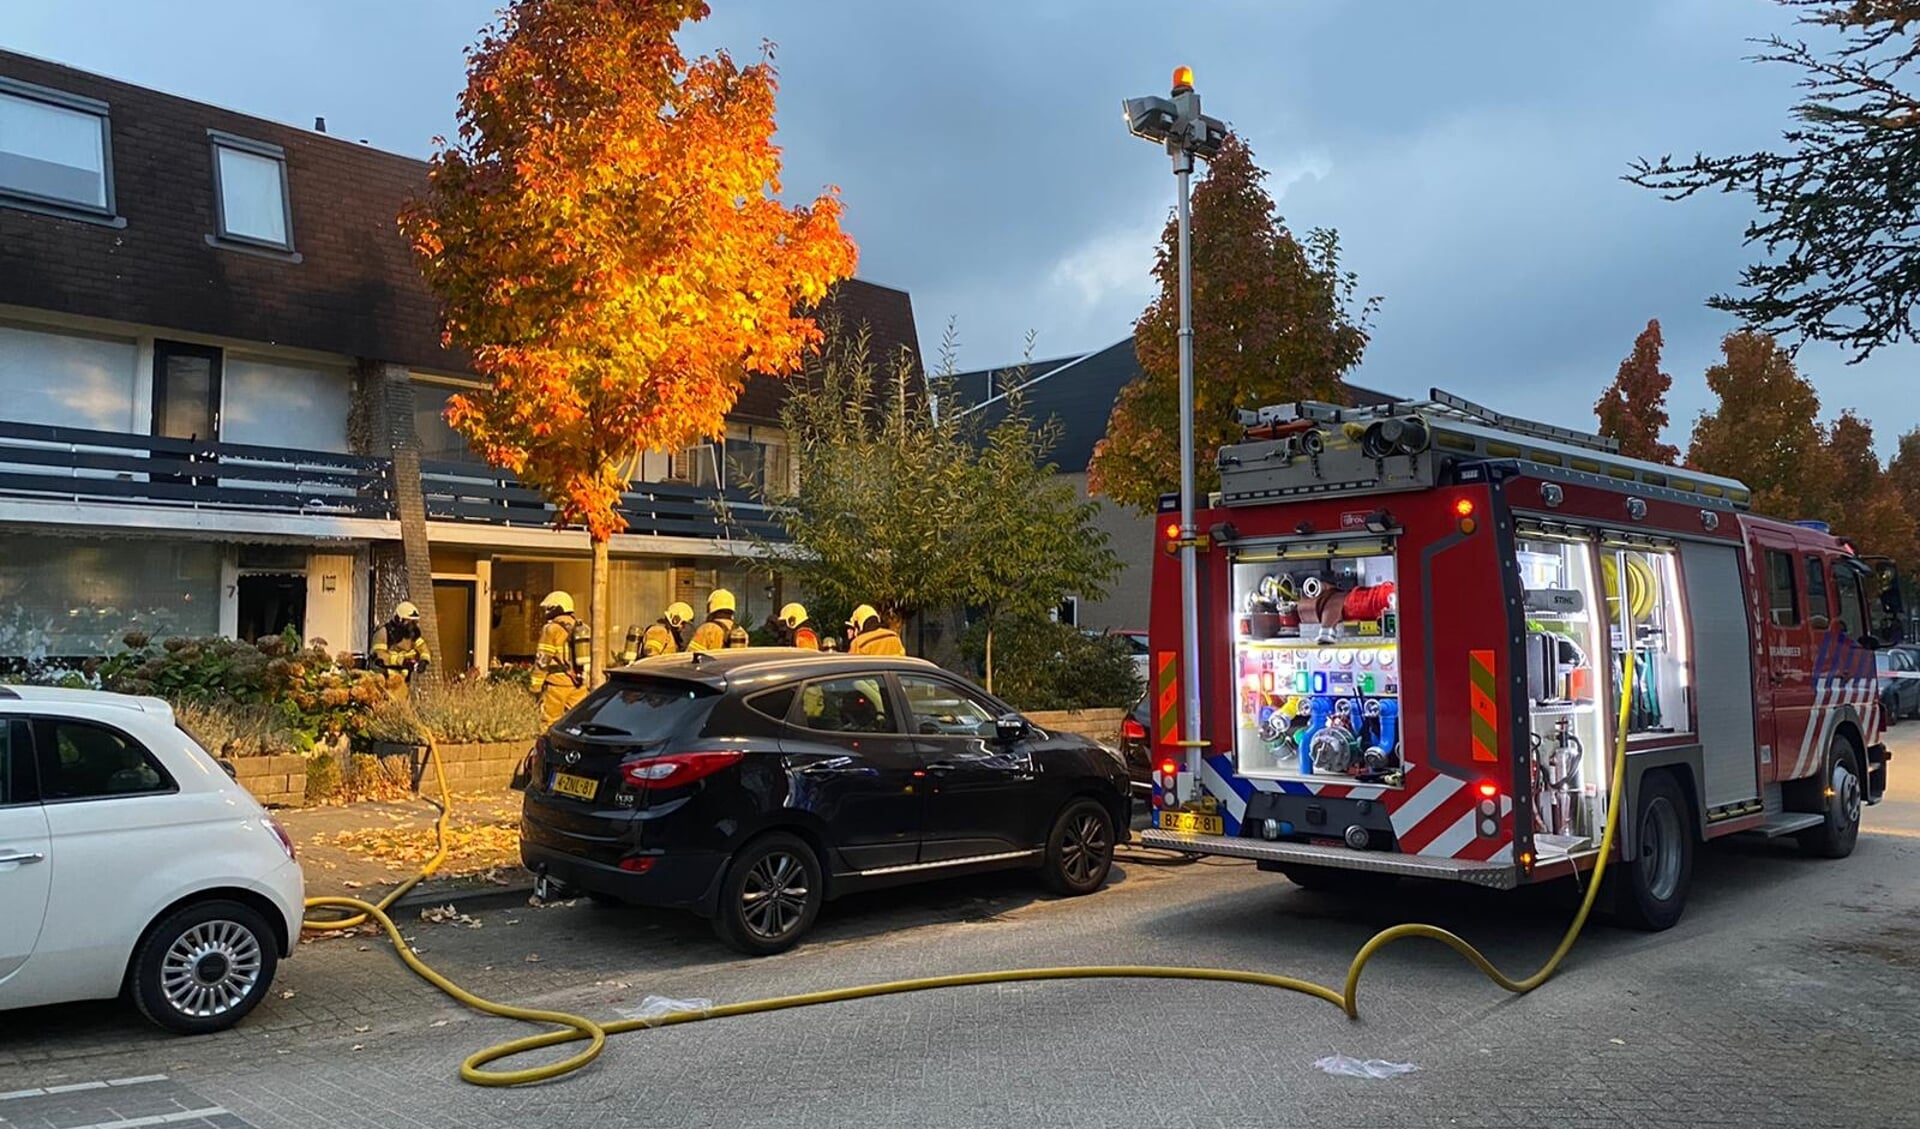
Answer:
515;651;1132;954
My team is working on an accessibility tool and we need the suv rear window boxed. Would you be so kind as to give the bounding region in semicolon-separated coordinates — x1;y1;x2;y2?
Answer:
564;677;719;738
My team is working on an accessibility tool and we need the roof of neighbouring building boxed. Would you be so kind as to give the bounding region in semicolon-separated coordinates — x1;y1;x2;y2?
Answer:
954;338;1403;474
0;49;919;416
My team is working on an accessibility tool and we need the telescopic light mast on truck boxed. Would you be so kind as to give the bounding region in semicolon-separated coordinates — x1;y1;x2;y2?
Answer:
1140;389;1895;927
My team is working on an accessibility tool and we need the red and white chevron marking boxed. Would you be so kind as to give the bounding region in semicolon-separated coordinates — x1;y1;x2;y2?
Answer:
1235;768;1511;860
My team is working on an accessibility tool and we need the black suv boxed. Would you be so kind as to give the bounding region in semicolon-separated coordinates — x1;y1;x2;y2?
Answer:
515;651;1132;954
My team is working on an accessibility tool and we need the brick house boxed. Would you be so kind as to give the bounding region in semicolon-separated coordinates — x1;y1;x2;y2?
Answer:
0;49;921;670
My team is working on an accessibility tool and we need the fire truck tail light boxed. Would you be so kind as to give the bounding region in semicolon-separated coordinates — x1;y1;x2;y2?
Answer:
1454;498;1475;517
1163;522;1180;540
1476;781;1498;798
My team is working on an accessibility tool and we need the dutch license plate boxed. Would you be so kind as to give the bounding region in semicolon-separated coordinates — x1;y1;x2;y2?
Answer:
550;772;598;801
1158;809;1223;836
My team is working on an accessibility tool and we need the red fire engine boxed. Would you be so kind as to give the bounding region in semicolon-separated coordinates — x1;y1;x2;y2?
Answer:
1141;390;1895;928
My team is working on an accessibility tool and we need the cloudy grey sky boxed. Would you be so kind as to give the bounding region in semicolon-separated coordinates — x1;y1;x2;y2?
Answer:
7;0;1912;453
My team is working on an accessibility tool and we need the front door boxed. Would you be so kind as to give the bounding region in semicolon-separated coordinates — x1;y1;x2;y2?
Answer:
435;579;476;672
0;720;51;985
1755;538;1815;786
783;675;923;872
899;673;1038;862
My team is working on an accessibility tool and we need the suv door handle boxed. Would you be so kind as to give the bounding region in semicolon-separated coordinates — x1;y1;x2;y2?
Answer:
924;762;957;775
0;851;45;865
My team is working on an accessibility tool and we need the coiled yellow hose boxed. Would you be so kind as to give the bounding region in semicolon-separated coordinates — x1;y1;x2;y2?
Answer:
302;649;1633;1087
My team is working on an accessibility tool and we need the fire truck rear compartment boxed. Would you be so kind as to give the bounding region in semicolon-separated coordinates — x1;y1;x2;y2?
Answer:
1229;537;1404;788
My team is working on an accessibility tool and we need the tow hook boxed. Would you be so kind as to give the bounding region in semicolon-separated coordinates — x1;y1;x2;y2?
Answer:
532;870;574;903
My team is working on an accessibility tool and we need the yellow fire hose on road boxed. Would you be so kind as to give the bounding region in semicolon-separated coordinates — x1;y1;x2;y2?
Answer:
301;651;1634;1087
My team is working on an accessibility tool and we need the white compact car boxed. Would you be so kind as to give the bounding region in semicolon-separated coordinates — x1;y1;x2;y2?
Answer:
0;686;304;1034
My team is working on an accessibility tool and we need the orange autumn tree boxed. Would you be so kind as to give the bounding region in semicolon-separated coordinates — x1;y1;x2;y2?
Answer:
402;0;857;682
1594;318;1680;464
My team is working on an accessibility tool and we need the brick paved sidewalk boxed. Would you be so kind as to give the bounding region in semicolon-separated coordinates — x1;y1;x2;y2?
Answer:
280;789;533;905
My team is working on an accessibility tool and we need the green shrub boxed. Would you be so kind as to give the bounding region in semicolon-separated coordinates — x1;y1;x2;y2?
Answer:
305;752;341;803
958;617;1141;712
103;631;391;751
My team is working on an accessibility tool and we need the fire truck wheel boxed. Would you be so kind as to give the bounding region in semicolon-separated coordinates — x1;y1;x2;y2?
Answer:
1798;742;1863;860
1041;798;1115;896
1613;770;1693;932
1279;865;1398;894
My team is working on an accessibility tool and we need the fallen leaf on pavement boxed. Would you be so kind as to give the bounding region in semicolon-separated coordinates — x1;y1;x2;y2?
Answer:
280;989;297;999
354;1025;370;1033
525;953;542;963
351;1044;364;1052
343;879;364;889
430;1019;449;1028
420;904;482;928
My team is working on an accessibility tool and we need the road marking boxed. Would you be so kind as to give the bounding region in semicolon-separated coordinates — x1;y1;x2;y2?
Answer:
0;1074;168;1101
60;1110;228;1129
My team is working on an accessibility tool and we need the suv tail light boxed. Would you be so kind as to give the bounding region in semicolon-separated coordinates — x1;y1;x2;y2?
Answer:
623;751;744;788
1122;717;1148;742
264;815;296;861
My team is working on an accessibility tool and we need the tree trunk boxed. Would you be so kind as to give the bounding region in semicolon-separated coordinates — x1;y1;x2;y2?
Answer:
984;624;994;694
589;534;610;688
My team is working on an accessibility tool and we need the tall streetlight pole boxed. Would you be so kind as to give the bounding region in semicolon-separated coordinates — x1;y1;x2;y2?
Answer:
1123;68;1225;800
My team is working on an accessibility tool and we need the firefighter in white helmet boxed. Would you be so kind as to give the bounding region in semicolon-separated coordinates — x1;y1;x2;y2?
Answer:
640;601;695;659
371;600;431;699
532;591;588;725
690;589;750;651
777;603;819;650
847;604;904;656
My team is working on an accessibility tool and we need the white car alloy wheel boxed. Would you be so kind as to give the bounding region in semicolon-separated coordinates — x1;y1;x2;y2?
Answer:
160;918;264;1018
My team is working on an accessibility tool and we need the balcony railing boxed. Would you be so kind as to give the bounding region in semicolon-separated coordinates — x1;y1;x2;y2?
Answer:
0;420;390;516
418;459;782;541
0;421;779;542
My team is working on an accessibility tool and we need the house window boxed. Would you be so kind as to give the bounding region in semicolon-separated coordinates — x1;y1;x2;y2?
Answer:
0;77;114;215
210;132;292;250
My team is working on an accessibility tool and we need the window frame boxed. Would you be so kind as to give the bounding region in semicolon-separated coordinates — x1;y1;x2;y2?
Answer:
0;75;120;223
1764;550;1801;628
1833;560;1872;641
0;718;38;807
745;685;797;724
30;715;178;805
791;674;903;736
1805;556;1832;629
150;339;224;443
896;673;1003;739
207;130;295;253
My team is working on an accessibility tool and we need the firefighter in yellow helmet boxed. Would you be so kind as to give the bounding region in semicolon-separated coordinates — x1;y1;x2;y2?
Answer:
777;603;819;650
640;601;695;659
371;600;431;700
847;604;905;656
531;591;589;725
689;589;750;651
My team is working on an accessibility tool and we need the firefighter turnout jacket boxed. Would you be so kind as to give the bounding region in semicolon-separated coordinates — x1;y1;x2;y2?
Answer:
850;627;905;656
534;613;584;689
690;613;750;651
372;619;431;674
641;620;681;658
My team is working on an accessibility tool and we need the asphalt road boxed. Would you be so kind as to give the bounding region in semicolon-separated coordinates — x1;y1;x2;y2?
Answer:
7;740;1920;1129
